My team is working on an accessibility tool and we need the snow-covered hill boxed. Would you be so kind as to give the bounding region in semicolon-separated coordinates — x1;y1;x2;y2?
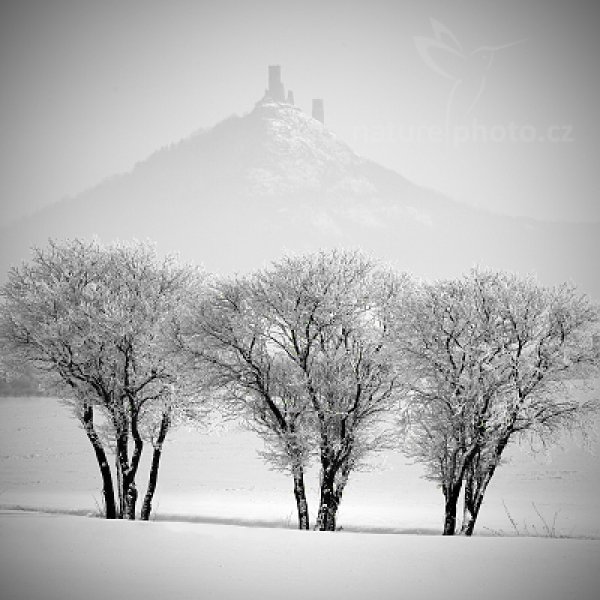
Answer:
1;97;598;298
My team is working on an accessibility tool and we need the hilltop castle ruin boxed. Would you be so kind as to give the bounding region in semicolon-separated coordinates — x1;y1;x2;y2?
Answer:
264;65;324;125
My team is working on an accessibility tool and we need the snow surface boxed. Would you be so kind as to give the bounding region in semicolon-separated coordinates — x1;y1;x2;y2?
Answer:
1;397;599;599
1;511;599;600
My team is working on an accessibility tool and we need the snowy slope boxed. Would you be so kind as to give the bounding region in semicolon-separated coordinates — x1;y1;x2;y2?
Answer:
0;98;598;298
1;511;599;600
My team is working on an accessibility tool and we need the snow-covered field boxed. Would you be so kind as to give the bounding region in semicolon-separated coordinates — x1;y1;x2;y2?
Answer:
1;396;600;599
2;511;600;600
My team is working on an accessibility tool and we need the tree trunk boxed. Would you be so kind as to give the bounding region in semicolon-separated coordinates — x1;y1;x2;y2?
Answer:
115;434;138;520
315;464;348;532
315;466;337;531
292;466;310;530
460;464;475;535
115;458;124;518
460;500;480;536
460;468;481;536
81;404;117;519
442;482;462;535
124;482;138;520
460;438;509;536
315;490;338;531
141;411;170;521
127;405;144;519
460;474;490;536
461;464;505;534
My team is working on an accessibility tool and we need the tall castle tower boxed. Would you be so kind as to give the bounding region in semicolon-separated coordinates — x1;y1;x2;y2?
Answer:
263;66;321;116
268;65;286;102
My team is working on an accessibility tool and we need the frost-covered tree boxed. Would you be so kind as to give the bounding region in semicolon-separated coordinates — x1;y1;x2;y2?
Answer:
0;239;193;520
179;251;406;531
458;271;599;535
249;251;406;531
177;275;314;529
396;274;511;535
397;269;598;535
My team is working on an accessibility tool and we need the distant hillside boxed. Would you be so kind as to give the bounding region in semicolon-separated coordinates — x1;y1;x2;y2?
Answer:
1;96;598;298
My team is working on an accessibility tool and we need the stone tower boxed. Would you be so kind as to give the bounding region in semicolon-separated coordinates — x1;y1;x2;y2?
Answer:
268;65;286;102
312;99;324;124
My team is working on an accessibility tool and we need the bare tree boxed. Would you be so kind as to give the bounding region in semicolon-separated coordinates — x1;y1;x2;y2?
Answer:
0;239;192;519
458;271;599;535
177;275;314;529
179;251;406;531
249;251;406;531
397;269;598;536
397;274;510;535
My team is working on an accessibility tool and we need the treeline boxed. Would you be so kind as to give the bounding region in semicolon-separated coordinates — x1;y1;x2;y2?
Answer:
0;240;597;534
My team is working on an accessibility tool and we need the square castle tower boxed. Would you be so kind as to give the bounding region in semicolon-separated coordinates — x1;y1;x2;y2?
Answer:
266;65;324;124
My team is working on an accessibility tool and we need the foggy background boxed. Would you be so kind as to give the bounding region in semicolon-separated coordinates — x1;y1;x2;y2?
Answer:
1;5;599;598
1;0;599;228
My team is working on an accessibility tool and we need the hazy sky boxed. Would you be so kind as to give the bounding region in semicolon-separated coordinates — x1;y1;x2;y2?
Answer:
1;0;598;227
